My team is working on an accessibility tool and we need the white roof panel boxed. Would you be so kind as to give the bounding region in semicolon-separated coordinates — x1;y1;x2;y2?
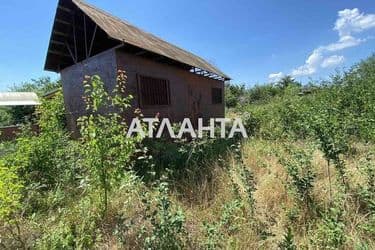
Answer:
0;92;40;106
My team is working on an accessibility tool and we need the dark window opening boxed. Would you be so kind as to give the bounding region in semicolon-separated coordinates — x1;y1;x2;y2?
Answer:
212;88;223;104
138;75;171;106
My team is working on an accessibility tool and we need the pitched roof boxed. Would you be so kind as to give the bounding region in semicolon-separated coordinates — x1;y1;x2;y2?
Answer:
45;0;230;80
0;92;40;106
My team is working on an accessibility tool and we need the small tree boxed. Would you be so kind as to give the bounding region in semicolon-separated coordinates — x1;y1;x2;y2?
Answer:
78;71;143;214
310;99;350;194
278;145;316;208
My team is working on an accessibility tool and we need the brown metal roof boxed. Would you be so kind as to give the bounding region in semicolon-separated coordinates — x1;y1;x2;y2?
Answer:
45;0;230;80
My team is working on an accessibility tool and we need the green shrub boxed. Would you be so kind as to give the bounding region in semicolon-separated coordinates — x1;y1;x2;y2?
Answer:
4;91;80;193
278;145;316;207
225;83;246;108
237;55;375;144
141;180;186;250
0;163;23;221
313;205;346;249
358;155;375;214
36;196;101;250
78;71;142;214
0;107;12;126
136;136;236;182
202;199;243;249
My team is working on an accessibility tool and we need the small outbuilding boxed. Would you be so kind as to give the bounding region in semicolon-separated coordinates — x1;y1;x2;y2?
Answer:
45;0;230;134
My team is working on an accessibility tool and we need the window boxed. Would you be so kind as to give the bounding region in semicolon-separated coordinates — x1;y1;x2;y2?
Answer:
138;75;171;106
212;88;223;104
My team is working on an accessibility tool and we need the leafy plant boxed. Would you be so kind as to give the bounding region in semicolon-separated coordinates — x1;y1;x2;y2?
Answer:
78;71;142;214
313;205;346;249
4;91;79;192
36;196;101;250
279;145;316;207
279;227;297;250
142;180;186;250
358;155;375;213
0;162;25;249
0;163;23;221
202;199;243;250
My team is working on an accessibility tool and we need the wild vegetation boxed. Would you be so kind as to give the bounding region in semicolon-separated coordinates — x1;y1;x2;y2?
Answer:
0;55;374;249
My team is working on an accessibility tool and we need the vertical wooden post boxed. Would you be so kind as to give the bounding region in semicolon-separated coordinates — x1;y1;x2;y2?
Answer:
72;13;78;62
88;24;98;57
84;14;88;58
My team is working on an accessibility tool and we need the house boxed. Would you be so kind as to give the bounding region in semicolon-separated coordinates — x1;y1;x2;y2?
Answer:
45;0;230;135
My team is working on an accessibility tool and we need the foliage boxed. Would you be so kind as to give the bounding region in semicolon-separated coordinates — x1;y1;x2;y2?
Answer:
313;205;346;249
35;196;101;250
141;180;186;250
78;72;142;214
277;75;301;89
279;227;297;250
279;145;316;207
0;163;23;220
4;91;80;192
225;83;246;108
232;141;256;211
0;107;12;126
10;77;61;96
234;55;375;143
358;154;375;213
136;136;236;182
202;199;243;249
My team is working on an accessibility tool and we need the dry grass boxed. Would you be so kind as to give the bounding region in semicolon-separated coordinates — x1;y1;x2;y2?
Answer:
163;139;375;249
3;139;373;249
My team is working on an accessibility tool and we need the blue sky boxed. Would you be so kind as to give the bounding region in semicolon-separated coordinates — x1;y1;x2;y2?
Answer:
0;0;374;90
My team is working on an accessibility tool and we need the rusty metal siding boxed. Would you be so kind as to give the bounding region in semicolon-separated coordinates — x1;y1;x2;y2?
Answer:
60;48;225;136
115;50;225;123
60;49;117;135
0;125;39;141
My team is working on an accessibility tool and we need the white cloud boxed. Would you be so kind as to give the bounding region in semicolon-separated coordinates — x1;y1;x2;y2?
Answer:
291;49;323;77
323;35;363;52
268;72;284;82
334;8;375;37
321;55;345;68
286;8;375;78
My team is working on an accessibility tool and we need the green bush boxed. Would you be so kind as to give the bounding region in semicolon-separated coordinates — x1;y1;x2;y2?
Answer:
135;136;237;182
35;196;101;250
278;145;316;207
225;83;246;108
0;163;23;221
4;91;80;193
141;180;186;249
78;72;142;214
236;55;375;143
0;107;12;126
